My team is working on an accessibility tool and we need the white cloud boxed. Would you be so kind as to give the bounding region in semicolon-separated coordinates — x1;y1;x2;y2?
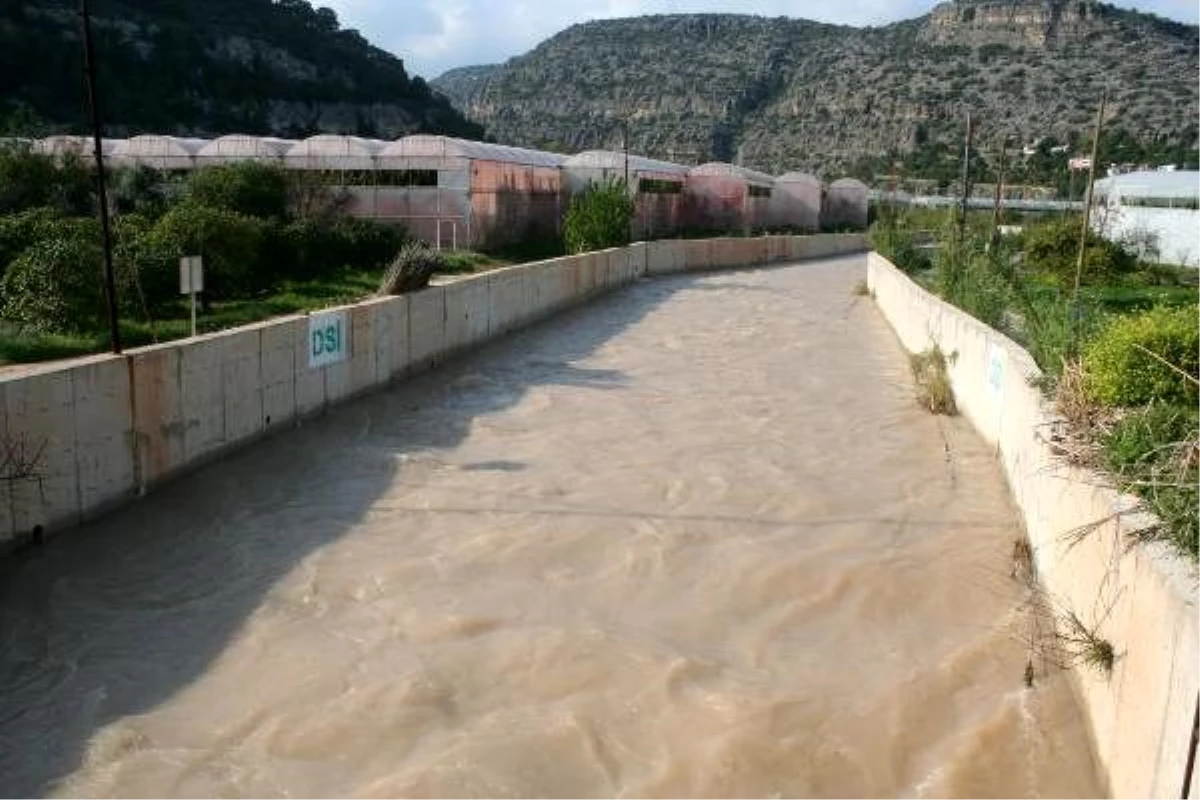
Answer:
319;0;1197;79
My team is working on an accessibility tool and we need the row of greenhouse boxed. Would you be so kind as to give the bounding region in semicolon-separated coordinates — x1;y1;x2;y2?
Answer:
20;134;869;250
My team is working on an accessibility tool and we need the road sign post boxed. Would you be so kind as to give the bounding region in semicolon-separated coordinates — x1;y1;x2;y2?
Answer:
179;255;203;338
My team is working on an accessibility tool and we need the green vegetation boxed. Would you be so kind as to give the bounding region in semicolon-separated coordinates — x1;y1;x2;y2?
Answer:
0;0;482;140
874;208;1199;559
1083;307;1199;407
0;145;410;361
563;178;635;254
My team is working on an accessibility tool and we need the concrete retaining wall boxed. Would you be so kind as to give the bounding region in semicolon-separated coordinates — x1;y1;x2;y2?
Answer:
867;252;1199;799
0;233;866;555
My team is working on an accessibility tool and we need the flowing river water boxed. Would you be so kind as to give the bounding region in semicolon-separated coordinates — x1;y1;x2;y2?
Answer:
0;255;1104;797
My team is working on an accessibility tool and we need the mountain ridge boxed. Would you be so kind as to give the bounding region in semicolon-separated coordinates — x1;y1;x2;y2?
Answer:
432;2;1199;179
1;0;484;140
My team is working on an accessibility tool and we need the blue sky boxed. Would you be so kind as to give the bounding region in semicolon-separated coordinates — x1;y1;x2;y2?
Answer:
320;0;1199;80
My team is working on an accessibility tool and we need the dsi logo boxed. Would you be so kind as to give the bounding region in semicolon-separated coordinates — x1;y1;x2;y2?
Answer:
309;310;349;368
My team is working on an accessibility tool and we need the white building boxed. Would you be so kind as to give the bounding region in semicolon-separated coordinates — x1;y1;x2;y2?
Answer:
1092;171;1200;267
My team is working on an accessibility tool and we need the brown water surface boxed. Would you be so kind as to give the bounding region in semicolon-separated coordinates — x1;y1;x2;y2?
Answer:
0;255;1103;797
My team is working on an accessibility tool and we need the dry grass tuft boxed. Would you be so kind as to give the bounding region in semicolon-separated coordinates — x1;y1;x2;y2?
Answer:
910;347;957;415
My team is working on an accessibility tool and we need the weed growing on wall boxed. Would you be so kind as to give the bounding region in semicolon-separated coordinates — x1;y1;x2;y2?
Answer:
909;346;957;415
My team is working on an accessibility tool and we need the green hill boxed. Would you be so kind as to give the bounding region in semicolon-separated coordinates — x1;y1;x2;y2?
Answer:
0;0;484;140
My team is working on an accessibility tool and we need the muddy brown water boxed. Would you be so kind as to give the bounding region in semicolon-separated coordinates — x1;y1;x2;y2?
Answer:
0;255;1104;798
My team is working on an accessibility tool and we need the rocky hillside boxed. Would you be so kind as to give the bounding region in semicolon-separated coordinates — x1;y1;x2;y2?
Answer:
0;0;483;140
434;1;1198;179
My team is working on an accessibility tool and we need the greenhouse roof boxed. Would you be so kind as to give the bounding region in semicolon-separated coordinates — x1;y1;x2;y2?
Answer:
563;150;689;176
197;135;296;161
776;172;822;185
379;136;566;168
32;135;119;157
829;178;869;190
113;135;208;158
1094;170;1200;200
689;162;775;185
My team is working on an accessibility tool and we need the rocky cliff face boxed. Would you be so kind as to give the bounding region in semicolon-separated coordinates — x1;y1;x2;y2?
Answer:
433;1;1198;177
0;0;483;140
921;0;1108;46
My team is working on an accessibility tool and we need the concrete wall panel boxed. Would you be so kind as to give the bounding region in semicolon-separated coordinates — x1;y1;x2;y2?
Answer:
646;239;686;275
371;296;408;382
4;368;79;532
72;357;134;516
684;239;712;271
221;329;264;444
487;270;524;337
130;346;185;487
293;318;327;418
180;337;227;464
629;242;648;278
349;303;378;396
443;277;491;354
261;317;299;430
408;286;447;371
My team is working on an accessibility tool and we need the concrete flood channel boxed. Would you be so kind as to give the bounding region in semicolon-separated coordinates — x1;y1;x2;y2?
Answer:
0;254;1103;797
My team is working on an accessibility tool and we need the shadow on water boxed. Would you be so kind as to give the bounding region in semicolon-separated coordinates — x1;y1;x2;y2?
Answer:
0;277;688;797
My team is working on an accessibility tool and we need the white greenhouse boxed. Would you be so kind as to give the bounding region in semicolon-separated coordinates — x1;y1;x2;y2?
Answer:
822;178;869;231
770;172;823;233
1092;171;1200;267
370;136;566;249
110;135;208;171
196;135;295;165
562;150;689;240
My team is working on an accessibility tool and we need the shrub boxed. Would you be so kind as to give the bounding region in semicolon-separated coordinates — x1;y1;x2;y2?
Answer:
113;213;179;316
379;242;442;295
111;164;173;219
872;224;931;275
331;217;407;270
1023;218;1137;288
0;217;106;333
0;145;93;216
147;202;272;300
274;217;406;281
186;162;290;220
1083;306;1199;407
564;178;635;254
0;207;64;275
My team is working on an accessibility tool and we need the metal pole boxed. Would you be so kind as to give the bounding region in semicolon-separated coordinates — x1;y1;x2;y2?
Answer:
989;137;1008;251
623;120;632;244
79;0;122;354
1072;89;1107;303
1176;690;1195;796
958;110;974;245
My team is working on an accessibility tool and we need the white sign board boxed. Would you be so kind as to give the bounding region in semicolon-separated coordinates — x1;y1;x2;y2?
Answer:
179;255;204;294
309;310;349;369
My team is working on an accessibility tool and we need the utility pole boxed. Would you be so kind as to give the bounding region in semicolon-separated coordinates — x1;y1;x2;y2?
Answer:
79;0;122;354
958;110;975;246
1072;89;1107;304
989;136;1009;251
622;120;633;244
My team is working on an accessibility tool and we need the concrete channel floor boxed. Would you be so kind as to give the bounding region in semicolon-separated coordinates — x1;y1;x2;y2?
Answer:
0;254;1104;798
